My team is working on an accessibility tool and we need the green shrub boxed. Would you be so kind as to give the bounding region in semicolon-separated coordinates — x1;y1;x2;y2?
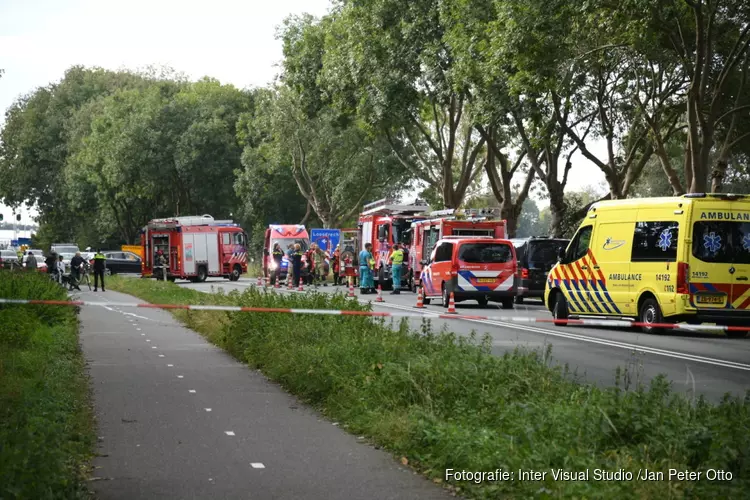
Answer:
0;270;94;499
109;276;750;499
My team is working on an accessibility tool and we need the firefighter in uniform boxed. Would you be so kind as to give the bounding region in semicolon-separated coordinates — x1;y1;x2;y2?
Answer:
93;249;106;291
291;243;303;286
331;245;341;286
271;243;283;284
389;243;404;294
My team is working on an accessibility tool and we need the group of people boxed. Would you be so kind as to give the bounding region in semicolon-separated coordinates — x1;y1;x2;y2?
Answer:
271;242;346;288
357;242;406;295
269;241;406;294
30;249;108;291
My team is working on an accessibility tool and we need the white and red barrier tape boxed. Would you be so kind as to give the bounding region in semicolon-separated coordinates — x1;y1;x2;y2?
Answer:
1;298;749;333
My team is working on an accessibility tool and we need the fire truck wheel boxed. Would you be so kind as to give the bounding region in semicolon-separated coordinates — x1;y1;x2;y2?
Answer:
230;265;241;281
196;265;208;283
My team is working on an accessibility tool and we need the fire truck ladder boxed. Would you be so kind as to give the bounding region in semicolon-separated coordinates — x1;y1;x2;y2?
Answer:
361;198;430;216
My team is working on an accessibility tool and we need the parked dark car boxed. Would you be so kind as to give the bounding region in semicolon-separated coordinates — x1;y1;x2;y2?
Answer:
101;251;142;274
510;237;570;304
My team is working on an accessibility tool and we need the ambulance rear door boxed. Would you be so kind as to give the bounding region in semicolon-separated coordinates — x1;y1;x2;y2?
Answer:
689;196;750;312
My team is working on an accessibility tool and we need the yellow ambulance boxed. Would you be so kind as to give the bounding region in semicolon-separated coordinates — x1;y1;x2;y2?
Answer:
544;193;750;337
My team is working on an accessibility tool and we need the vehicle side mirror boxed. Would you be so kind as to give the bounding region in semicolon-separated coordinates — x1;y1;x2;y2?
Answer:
557;247;565;261
420;259;428;265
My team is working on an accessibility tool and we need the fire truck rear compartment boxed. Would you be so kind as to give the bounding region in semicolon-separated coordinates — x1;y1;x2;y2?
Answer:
182;233;220;280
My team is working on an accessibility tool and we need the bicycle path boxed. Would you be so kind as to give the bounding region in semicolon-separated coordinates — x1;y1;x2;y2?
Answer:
78;289;451;500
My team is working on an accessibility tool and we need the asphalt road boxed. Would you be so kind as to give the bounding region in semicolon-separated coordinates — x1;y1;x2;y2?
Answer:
79;289;450;500
176;277;750;403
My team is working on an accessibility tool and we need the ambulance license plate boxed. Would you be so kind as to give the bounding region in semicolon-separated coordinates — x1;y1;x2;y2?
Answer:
696;294;725;306
477;278;495;283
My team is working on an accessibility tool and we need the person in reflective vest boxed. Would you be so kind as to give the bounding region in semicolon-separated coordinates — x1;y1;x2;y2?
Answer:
389;243;404;294
93;249;107;292
358;243;375;294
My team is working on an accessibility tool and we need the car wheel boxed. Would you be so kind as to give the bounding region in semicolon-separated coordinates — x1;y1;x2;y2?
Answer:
477;297;489;308
514;296;524;304
230;265;242;282
639;297;666;334
420;287;431;305
726;330;748;339
552;292;569;324
501;298;514;310
197;266;208;283
442;285;450;308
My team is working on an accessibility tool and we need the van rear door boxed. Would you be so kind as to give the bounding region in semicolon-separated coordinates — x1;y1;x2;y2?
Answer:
689;198;750;312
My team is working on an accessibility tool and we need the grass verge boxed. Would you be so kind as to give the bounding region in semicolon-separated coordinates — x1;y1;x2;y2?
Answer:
0;270;95;499
108;276;750;499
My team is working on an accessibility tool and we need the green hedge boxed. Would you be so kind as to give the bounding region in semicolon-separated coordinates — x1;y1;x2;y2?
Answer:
0;270;95;499
109;276;750;499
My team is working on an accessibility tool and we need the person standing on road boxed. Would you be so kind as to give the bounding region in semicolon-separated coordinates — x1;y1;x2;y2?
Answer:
359;243;375;294
93;249;107;292
57;255;66;285
46;252;57;278
271;243;284;285
291;243;303;286
69;252;84;291
389;243;404;294
25;251;38;270
331;245;341;286
312;245;326;287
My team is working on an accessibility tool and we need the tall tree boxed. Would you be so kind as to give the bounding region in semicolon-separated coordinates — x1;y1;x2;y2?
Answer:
320;0;488;209
240;88;405;228
624;0;750;192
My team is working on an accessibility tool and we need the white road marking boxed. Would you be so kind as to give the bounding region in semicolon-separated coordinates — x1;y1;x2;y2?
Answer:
251;463;265;469
146;339;151;342
189;390;196;393
205;408;212;412
178;375;184;378
225;431;235;436
158;354;165;357
122;311;151;321
152;346;157;349
141;333;145;336
136;328;141;331
167;364;174;367
374;301;750;372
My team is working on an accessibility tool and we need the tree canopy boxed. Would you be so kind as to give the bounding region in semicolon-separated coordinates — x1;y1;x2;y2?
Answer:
1;0;749;246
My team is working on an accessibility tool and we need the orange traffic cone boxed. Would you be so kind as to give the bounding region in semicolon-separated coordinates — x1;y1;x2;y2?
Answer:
287;274;293;290
274;277;280;289
414;286;424;308
298;277;304;291
347;277;356;297
446;291;457;313
375;284;384;302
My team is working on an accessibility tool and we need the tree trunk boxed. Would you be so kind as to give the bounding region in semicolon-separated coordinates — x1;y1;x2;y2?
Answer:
548;188;567;238
501;202;518;238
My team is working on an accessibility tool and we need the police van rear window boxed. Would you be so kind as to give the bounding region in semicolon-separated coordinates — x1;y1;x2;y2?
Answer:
692;221;750;264
458;243;512;264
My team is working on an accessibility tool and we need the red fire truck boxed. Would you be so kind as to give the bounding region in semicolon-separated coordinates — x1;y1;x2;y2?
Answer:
263;224;310;284
358;198;430;289
409;208;507;292
140;214;248;282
